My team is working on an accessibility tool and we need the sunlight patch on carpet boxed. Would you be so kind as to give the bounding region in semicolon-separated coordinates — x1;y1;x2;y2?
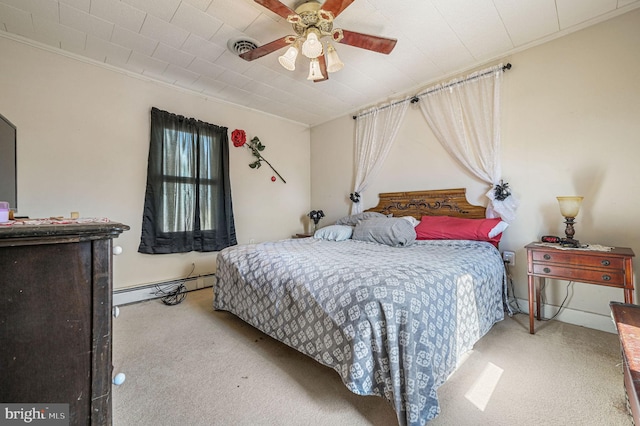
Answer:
464;362;503;411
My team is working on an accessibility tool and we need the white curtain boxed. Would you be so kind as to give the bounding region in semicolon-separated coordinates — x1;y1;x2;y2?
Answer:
352;100;409;214
417;64;518;222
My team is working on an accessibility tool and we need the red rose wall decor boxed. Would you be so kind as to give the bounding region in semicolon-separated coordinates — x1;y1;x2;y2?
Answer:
231;129;246;147
232;129;286;183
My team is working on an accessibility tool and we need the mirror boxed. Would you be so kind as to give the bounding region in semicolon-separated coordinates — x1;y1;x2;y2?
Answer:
0;113;17;211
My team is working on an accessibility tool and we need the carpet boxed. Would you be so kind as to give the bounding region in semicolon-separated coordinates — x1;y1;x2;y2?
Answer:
112;288;631;425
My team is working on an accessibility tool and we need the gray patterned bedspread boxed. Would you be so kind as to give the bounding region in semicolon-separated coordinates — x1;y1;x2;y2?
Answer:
214;238;505;425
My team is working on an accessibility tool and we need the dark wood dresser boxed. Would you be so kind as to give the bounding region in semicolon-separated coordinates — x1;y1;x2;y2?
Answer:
611;302;640;424
0;221;129;425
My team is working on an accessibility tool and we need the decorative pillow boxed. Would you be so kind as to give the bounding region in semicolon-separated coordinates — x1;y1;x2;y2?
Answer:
415;216;505;243
400;216;420;227
313;225;353;241
352;217;417;247
335;211;386;226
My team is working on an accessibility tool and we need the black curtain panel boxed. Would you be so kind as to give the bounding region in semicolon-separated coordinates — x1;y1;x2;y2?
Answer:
138;107;236;254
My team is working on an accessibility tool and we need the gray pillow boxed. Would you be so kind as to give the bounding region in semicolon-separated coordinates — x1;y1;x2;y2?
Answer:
352;217;417;247
313;225;353;241
335;211;386;226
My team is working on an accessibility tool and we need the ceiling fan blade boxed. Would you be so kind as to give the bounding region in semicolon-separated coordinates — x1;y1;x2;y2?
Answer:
337;29;397;54
253;0;296;19
314;54;329;82
320;0;356;18
239;36;290;61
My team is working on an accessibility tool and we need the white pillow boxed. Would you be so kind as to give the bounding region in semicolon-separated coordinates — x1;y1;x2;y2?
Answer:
488;221;509;238
313;225;353;241
400;216;420;227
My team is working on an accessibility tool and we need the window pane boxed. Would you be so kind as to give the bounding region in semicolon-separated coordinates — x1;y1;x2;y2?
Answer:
160;129;195;233
161;181;194;232
199;135;216;231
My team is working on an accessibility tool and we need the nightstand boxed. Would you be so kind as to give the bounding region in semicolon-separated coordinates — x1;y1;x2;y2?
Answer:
526;242;635;334
294;233;314;238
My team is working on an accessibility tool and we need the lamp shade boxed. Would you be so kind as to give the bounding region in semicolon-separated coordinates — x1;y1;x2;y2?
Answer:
307;58;323;80
325;43;344;73
557;196;583;217
278;45;298;71
302;31;323;59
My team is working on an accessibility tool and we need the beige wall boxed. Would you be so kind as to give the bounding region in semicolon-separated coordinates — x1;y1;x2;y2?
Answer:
0;36;310;290
310;9;640;332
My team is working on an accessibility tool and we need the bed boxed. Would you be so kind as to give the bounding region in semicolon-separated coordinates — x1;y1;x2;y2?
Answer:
213;189;506;425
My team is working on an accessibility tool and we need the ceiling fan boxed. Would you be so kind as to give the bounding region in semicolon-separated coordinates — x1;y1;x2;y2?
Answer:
239;0;397;82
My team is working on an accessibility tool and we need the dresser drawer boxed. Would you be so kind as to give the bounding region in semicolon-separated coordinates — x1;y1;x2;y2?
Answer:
531;250;624;269
531;263;625;285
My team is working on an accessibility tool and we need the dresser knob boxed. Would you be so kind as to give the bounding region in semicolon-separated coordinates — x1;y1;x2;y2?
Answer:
602;275;611;281
543;267;551;273
543;254;551;260
601;260;610;266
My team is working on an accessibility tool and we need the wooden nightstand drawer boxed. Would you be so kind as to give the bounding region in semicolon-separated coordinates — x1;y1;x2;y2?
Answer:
531;250;624;269
531;263;625;285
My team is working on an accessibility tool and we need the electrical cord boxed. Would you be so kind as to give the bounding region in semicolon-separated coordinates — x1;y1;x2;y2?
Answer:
539;280;573;321
154;283;187;306
503;261;573;320
504;261;524;315
153;263;196;306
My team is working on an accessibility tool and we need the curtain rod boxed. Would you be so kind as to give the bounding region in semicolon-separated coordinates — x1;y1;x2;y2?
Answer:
353;63;512;120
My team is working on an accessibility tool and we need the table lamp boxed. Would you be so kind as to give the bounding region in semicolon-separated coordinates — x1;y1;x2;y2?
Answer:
556;196;583;247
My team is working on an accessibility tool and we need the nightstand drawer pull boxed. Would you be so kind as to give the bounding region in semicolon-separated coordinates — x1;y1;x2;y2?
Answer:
601;260;611;266
544;254;551;260
544;267;551;273
602;274;611;281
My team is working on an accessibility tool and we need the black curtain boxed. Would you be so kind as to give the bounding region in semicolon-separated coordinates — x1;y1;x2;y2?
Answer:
138;107;236;254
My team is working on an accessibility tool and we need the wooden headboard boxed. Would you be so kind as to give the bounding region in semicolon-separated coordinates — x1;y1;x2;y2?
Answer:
365;188;486;220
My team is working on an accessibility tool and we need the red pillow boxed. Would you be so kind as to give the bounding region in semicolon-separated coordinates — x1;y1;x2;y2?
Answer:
415;216;503;244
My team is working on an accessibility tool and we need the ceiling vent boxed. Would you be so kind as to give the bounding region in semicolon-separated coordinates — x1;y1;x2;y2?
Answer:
227;37;260;56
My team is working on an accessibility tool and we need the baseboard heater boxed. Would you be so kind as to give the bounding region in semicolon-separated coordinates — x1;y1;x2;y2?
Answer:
113;273;216;306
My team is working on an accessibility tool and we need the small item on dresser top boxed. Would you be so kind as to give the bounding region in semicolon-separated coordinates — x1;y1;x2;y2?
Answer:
1;217;111;226
535;241;612;251
541;235;561;243
0;201;9;223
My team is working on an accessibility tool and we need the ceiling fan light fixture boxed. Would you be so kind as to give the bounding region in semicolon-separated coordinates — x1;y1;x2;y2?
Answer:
325;43;344;73
307;58;323;81
241;0;397;83
302;30;323;59
278;45;298;71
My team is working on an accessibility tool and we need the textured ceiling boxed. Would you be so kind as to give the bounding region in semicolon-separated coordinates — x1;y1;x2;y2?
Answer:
1;0;639;126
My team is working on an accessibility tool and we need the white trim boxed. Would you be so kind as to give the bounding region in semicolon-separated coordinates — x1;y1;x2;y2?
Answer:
512;297;617;334
113;274;216;306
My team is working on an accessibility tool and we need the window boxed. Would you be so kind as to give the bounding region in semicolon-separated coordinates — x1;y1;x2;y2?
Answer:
138;107;236;254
